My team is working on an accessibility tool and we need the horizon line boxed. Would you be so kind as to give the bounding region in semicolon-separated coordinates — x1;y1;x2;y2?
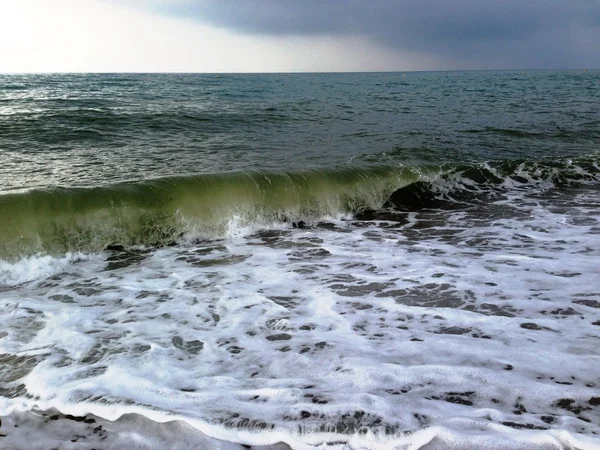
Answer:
0;68;597;76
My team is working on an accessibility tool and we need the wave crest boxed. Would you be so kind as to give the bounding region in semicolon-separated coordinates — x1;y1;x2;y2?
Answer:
0;166;414;259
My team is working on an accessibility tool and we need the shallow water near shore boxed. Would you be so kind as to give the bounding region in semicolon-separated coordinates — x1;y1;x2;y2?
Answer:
1;71;599;448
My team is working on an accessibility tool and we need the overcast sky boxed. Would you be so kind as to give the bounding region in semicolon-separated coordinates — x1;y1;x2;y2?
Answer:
1;0;598;72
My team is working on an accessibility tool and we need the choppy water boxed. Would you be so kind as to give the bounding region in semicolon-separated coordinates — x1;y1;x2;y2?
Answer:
1;71;599;449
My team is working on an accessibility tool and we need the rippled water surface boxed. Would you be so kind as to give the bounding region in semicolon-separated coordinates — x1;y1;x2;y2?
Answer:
1;71;598;191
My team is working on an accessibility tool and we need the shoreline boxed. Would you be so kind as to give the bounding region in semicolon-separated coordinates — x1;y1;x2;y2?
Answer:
0;408;292;450
1;407;598;450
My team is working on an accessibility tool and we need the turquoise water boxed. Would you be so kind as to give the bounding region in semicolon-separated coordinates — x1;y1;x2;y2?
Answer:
0;71;599;448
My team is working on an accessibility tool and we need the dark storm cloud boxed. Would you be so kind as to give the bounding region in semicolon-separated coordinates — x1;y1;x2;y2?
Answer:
157;0;600;69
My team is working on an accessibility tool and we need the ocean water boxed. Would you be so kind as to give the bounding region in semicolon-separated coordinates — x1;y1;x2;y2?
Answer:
0;71;599;449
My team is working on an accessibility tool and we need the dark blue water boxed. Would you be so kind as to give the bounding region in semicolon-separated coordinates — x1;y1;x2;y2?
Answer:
1;71;598;191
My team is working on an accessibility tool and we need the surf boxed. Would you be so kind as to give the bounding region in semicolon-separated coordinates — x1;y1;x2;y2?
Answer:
0;155;598;260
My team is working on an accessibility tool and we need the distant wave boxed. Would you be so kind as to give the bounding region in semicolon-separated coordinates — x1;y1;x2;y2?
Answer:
459;126;600;141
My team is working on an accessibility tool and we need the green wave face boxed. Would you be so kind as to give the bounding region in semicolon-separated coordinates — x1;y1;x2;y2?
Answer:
2;155;598;260
0;167;417;259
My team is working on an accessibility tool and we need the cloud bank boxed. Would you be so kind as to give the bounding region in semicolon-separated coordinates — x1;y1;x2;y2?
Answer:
149;0;600;69
1;0;598;72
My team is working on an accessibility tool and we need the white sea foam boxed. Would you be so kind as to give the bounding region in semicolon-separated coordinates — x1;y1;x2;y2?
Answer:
0;253;91;287
1;186;599;448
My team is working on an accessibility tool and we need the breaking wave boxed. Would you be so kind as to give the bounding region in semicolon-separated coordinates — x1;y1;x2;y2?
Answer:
1;156;598;259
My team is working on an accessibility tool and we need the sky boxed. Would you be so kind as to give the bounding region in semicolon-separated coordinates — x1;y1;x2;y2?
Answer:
0;0;598;73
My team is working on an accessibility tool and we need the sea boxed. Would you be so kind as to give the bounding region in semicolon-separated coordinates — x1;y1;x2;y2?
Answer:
0;71;599;449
